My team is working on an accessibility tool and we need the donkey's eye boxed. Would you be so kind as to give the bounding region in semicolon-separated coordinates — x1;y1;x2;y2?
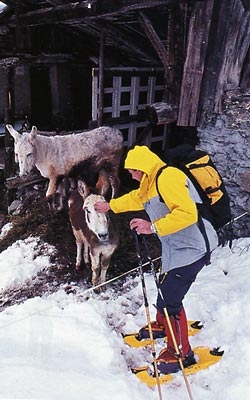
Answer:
27;153;32;157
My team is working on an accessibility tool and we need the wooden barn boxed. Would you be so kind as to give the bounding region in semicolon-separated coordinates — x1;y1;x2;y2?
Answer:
0;0;249;232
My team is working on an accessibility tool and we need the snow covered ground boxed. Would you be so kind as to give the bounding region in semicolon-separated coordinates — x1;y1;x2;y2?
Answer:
0;223;250;400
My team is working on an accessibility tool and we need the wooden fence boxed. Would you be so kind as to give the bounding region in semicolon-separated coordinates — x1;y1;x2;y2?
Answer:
91;67;167;148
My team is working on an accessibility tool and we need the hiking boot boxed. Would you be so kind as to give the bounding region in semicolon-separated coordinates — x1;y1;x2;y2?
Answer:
137;320;165;340
147;348;196;376
137;310;167;340
155;348;196;375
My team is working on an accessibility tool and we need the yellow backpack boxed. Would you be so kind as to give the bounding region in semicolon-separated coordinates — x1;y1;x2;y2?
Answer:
157;147;232;231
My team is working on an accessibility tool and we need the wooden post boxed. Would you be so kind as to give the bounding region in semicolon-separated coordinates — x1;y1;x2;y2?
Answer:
145;102;177;125
177;0;214;126
97;30;105;127
4;66;16;209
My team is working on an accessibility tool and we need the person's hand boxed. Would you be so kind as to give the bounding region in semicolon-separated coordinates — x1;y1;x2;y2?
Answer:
94;201;110;213
130;218;152;235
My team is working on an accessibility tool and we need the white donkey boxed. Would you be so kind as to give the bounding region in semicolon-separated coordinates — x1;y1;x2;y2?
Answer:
6;124;123;199
68;176;119;290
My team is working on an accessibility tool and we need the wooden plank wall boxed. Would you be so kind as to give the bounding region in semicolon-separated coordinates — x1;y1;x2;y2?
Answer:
177;0;250;127
211;1;250;112
177;0;214;126
198;0;250;122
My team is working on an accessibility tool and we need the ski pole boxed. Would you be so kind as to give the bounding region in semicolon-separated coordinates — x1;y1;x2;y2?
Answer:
132;230;163;400
227;210;250;225
141;235;194;400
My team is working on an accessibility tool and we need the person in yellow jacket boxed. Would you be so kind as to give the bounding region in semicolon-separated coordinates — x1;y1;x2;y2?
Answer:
95;145;218;375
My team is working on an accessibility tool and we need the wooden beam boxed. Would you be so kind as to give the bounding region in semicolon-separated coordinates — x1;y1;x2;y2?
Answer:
6;174;47;190
9;2;91;26
138;11;170;71
145;102;177;124
93;0;177;18
11;0;176;26
80;20;158;64
177;0;214;126
97;30;105;127
0;53;74;64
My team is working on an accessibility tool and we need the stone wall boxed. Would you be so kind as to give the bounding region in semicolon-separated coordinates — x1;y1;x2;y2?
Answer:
198;89;250;237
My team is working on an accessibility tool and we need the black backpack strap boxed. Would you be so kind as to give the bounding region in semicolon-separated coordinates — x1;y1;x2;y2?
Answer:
197;210;211;265
155;165;167;202
180;164;210;205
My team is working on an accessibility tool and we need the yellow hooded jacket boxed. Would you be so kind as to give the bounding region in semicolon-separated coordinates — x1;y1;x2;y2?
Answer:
110;146;218;271
110;145;198;235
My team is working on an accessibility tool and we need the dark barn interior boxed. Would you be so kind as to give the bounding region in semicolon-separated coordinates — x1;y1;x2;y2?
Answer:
0;0;248;131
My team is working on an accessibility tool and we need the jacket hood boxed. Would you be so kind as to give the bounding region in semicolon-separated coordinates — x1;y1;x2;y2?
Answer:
124;145;165;175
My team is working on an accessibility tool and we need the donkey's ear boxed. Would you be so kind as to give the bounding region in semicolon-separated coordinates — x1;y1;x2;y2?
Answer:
29;126;37;141
95;169;110;197
6;124;21;141
77;178;90;199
